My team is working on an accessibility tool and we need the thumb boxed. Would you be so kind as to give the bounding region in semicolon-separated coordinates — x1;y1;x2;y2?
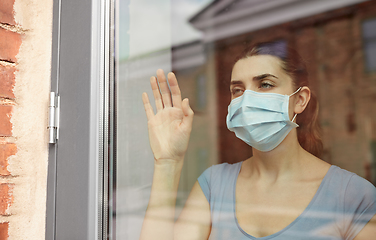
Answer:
181;98;194;128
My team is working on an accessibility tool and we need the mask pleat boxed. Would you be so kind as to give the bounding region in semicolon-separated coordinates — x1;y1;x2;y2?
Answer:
257;124;296;151
249;122;286;142
229;112;285;127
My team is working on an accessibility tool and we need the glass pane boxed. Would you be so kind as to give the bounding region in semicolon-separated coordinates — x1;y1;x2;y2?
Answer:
113;1;376;239
362;18;376;72
115;0;213;239
364;41;376;72
362;18;376;39
116;2;171;240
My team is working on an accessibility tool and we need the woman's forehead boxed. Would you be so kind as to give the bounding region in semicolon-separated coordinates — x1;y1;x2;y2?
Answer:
232;55;286;79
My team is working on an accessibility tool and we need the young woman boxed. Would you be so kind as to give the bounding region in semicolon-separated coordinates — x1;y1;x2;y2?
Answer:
140;44;376;240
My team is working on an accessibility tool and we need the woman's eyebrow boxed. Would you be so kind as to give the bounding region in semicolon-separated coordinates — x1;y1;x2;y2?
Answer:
230;80;244;86
253;74;278;81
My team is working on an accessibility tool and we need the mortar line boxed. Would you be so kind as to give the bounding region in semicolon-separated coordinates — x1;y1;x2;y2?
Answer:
0;177;17;182
0;60;17;67
0;98;16;105
0;137;17;144
0;23;27;34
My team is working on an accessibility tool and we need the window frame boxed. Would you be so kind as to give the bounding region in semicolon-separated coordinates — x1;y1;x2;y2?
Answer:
45;0;113;239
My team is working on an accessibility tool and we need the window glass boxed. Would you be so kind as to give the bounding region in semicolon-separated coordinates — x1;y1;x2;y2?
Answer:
114;1;376;239
362;18;376;72
116;0;213;239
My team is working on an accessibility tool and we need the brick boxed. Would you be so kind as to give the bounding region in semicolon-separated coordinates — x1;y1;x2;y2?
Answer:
0;28;21;63
0;184;13;215
0;106;12;137
0;64;15;99
0;144;16;176
0;0;15;25
0;222;8;240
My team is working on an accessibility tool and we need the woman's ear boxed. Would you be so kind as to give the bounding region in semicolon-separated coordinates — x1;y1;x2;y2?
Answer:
294;86;310;114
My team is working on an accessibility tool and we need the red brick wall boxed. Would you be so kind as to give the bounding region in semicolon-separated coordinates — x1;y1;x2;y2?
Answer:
215;1;376;181
0;0;19;238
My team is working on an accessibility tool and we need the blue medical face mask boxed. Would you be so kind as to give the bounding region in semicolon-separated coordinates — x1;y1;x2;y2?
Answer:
226;87;301;152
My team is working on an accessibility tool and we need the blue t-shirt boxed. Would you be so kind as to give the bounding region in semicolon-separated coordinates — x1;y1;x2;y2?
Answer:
198;162;376;240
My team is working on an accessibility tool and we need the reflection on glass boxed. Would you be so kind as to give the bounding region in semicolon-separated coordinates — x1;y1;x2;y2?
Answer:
116;0;213;239
114;0;376;239
362;18;376;72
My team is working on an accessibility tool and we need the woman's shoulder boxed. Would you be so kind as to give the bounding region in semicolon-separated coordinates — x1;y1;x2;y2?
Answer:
197;162;243;202
327;165;376;203
329;165;374;187
198;161;242;186
201;161;242;177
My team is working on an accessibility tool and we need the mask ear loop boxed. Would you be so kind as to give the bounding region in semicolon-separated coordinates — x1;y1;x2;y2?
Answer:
289;87;302;97
292;113;298;123
289;87;302;123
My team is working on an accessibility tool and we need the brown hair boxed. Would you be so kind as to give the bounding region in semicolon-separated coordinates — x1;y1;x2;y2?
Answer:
234;42;323;157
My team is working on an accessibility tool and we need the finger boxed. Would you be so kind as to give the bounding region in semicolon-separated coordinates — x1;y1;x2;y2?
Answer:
156;69;172;108
142;92;155;121
168;72;182;109
150;76;164;111
181;98;194;129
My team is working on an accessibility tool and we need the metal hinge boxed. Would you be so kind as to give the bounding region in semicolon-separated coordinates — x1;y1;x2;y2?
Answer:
48;92;60;144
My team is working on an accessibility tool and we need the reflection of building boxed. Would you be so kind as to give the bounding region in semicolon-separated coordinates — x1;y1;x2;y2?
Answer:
173;0;376;184
172;41;218;193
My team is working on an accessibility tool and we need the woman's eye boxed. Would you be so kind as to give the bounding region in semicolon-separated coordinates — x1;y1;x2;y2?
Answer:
231;88;244;96
260;82;274;89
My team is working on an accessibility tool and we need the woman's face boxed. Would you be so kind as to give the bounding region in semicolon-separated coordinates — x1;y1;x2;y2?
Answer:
230;55;298;120
230;55;295;100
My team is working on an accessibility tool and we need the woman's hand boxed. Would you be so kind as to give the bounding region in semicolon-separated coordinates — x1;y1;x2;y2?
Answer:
142;69;194;163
